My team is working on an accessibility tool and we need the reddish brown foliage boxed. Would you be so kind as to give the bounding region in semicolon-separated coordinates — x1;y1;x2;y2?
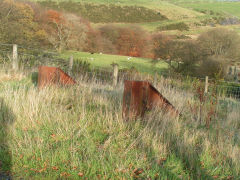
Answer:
117;27;147;57
152;33;172;60
46;10;65;24
97;25;151;57
84;28;102;53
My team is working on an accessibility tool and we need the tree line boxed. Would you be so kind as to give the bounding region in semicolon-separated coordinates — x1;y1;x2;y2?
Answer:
0;0;240;78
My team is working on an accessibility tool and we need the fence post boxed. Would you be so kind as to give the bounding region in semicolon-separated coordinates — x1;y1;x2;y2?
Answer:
12;44;18;71
68;55;73;75
112;63;119;87
204;76;208;94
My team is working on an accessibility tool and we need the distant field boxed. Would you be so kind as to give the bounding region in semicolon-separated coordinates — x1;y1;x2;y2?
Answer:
177;1;240;18
61;51;169;74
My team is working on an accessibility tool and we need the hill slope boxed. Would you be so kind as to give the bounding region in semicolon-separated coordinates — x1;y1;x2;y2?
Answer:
36;0;204;22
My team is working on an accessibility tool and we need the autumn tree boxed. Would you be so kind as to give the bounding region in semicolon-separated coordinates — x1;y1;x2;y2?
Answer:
152;33;203;75
41;10;89;52
98;25;119;54
99;25;119;46
197;28;240;77
0;0;46;46
97;25;150;57
171;40;203;74
45;10;68;52
198;28;240;61
116;26;148;57
63;14;88;51
84;28;102;54
197;56;227;78
152;33;172;60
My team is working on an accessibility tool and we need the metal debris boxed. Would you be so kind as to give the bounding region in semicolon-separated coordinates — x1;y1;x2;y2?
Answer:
38;66;76;88
122;80;178;120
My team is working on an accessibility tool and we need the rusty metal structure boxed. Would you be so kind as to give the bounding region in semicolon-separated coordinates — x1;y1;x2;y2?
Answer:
38;66;76;88
122;80;178;120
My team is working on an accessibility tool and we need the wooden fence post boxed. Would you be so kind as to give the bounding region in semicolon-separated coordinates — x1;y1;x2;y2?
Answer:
204;76;208;94
12;44;18;71
68;55;73;75
112;63;119;87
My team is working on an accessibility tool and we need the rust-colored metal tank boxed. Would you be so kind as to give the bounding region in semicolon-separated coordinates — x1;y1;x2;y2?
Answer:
122;80;178;120
38;66;76;88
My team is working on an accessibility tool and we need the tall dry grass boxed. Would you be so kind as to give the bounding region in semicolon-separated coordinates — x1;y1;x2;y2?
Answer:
0;70;239;179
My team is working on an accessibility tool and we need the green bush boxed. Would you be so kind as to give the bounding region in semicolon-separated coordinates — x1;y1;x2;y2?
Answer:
196;56;226;79
157;22;189;31
72;58;91;74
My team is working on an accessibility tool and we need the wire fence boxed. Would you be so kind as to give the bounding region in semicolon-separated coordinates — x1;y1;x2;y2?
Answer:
1;43;240;99
215;84;240;99
202;78;240;99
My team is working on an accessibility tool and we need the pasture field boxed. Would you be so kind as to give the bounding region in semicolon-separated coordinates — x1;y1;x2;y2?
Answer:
0;70;240;179
177;1;240;18
61;51;169;74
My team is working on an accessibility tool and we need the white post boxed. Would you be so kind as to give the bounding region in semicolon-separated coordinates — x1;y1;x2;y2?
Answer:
12;44;18;71
112;64;119;87
204;76;208;94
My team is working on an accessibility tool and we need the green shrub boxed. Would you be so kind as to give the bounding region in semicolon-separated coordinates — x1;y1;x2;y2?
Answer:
31;72;38;87
72;58;91;74
196;56;226;79
157;22;189;31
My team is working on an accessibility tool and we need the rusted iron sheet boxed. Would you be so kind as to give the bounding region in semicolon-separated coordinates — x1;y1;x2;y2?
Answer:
147;84;178;116
122;80;178;120
122;81;148;119
38;66;76;88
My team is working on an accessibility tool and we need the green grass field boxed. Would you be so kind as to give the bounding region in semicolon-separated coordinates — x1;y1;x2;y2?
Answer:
61;51;169;74
178;1;240;18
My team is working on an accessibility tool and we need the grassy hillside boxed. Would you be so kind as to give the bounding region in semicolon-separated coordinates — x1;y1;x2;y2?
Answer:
36;0;203;20
39;1;167;23
36;0;239;35
33;0;240;34
178;1;240;18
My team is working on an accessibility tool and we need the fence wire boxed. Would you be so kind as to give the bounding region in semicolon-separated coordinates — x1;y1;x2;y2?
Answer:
1;43;240;99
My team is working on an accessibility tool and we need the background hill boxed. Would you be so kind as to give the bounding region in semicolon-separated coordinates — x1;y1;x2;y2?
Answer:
34;0;240;34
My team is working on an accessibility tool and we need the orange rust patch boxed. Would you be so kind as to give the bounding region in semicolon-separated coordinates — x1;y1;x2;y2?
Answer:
122;80;178;120
38;66;76;89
